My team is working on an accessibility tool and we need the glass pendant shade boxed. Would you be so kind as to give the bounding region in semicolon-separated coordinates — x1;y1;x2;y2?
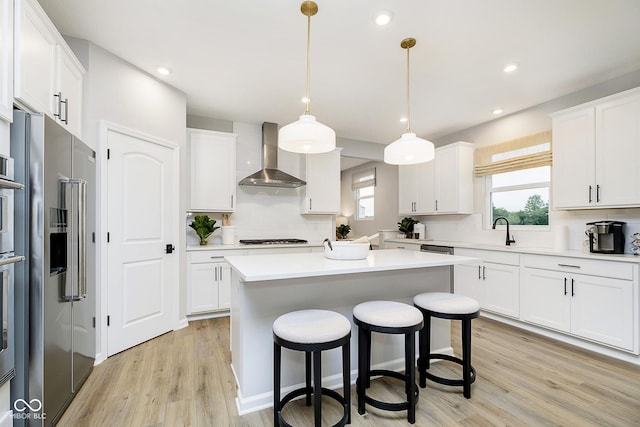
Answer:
384;132;435;165
279;114;336;154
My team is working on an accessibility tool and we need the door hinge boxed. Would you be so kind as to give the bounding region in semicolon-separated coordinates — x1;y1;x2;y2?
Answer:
107;148;110;159
93;317;96;328
107;315;111;326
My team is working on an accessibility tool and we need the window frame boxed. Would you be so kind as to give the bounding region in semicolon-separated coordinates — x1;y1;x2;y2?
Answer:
355;185;375;221
484;166;551;231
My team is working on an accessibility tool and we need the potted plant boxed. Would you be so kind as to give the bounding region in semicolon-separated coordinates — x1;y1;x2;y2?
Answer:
189;215;220;245
336;224;351;240
398;217;417;238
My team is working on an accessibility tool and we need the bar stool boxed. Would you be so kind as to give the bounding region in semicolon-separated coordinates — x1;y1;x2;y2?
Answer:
273;309;352;427
413;292;480;398
352;301;424;424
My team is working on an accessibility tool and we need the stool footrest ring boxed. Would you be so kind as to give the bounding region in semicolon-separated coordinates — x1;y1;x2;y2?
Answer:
356;369;419;413
277;386;349;427
420;354;476;387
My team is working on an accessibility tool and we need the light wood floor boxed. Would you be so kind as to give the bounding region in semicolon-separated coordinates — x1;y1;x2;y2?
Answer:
59;316;640;427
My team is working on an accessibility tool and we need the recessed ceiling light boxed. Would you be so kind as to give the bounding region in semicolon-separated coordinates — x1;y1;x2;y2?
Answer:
375;11;393;26
156;66;171;75
492;108;503;115
503;63;518;73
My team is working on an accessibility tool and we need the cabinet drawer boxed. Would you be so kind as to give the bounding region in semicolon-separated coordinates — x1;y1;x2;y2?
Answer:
522;254;633;280
189;250;245;263
454;248;520;266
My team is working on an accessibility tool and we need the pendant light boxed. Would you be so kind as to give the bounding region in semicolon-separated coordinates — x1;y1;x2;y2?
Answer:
279;1;336;154
384;38;435;165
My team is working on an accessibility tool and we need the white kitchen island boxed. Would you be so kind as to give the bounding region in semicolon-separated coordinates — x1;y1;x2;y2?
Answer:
225;249;481;414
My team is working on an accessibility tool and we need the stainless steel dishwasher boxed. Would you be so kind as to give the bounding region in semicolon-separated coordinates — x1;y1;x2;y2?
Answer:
420;244;455;292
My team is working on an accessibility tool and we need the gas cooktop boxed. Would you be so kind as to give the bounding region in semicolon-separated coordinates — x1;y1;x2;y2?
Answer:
239;239;308;245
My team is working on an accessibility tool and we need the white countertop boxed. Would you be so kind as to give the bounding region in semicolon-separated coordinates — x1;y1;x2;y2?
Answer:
386;238;640;264
225;248;481;282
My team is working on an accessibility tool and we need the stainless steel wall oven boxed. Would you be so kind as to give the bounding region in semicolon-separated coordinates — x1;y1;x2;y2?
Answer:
0;153;26;388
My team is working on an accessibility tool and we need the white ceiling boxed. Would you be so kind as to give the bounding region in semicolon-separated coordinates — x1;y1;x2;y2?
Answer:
38;0;640;145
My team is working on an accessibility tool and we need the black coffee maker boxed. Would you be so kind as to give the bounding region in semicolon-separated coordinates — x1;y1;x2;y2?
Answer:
586;221;626;254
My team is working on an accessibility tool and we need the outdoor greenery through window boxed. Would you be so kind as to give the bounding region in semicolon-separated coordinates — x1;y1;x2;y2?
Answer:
356;186;374;220
488;166;550;226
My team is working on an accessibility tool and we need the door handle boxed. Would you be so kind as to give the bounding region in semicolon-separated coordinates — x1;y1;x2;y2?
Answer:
588;185;592;203
596;185;600;203
54;92;62;118
165;244;175;254
478;265;481;280
564;277;567;295
61;98;69;124
482;266;486;280
571;278;575;296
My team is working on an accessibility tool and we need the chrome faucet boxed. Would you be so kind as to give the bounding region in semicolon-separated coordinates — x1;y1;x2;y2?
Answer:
492;216;516;246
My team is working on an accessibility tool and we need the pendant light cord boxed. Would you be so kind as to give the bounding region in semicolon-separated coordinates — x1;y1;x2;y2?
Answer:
305;13;311;114
405;45;411;133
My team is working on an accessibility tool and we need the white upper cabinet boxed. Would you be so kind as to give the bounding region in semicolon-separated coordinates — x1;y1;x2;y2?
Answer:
434;142;474;214
188;128;237;212
552;87;640;209
0;0;13;122
14;0;85;137
398;141;473;215
301;149;340;214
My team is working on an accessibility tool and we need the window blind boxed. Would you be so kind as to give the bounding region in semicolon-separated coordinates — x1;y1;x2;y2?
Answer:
474;130;552;176
351;168;376;190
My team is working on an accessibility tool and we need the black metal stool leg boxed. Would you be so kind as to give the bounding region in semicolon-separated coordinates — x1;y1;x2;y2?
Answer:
357;327;366;415
364;329;372;389
274;342;281;427
313;350;322;426
305;351;312;406
406;332;416;424
462;318;472;399
418;315;431;388
342;340;351;424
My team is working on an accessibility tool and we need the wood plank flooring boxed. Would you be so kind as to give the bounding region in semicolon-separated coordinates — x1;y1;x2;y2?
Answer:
59;316;640;426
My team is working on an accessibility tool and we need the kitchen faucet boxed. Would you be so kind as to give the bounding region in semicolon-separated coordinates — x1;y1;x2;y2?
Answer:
492;216;516;246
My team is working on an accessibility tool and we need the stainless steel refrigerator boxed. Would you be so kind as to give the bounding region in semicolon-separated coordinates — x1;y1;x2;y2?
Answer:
10;111;96;426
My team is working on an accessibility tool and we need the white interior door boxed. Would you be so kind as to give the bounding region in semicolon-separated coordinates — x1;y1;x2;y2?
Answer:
106;129;176;356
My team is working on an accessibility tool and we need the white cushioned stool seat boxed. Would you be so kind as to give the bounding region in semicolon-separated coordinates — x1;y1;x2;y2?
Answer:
353;300;423;328
273;309;351;344
414;292;480;315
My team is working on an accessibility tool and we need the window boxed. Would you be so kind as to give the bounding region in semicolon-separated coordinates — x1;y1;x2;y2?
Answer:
356;186;374;219
352;168;375;220
488;166;550;226
475;131;552;227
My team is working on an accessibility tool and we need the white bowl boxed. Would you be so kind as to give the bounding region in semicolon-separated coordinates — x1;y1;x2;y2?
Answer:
324;241;370;260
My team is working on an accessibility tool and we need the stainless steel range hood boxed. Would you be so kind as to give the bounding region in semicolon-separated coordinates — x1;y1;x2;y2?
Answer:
238;122;306;188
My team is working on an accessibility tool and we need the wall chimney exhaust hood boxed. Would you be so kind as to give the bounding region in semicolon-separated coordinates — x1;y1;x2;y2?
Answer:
239;122;306;188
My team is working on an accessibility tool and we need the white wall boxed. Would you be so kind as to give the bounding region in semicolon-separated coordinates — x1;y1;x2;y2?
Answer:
419;70;640;251
185;121;334;246
65;37;187;359
340;161;398;239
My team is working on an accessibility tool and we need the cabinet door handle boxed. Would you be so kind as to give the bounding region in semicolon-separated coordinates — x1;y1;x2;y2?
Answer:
215;265;218;282
61;98;69;124
231;194;234;209
563;277;567;295
435;200;438;211
54;92;62;118
218;265;222;282
309;198;312;210
558;264;580;269
588;185;592;203
571;278;575;296
482;266;486;280
596;185;600;203
478;265;481;280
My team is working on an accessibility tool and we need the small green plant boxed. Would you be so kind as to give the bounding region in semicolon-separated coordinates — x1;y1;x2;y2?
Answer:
336;224;351;239
190;215;220;245
397;217;417;238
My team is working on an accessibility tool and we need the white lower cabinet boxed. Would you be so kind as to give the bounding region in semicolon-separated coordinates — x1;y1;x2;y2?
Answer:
521;260;635;351
188;251;234;314
384;241;421;251
454;249;520;318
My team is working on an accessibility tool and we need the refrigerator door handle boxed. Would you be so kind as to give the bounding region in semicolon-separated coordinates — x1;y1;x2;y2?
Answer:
61;179;88;301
